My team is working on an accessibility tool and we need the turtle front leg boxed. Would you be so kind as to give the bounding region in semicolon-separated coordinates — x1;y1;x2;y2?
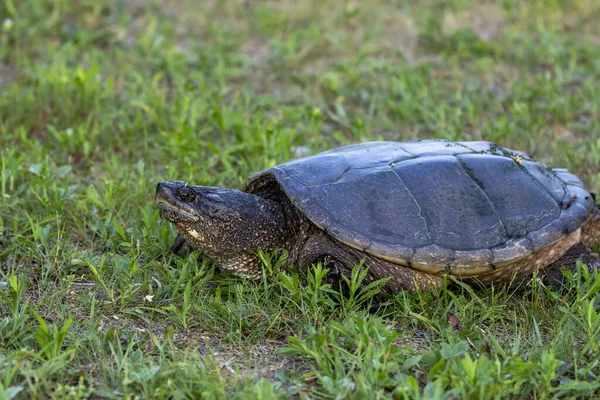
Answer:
294;233;442;292
321;254;353;287
541;242;600;288
170;234;194;257
292;236;353;286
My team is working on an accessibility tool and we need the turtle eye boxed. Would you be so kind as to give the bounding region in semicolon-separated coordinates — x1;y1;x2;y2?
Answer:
175;186;196;203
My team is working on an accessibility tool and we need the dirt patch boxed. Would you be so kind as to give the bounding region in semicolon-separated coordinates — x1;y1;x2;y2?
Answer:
242;38;271;66
443;4;506;41
380;13;419;63
394;328;431;353
66;281;305;380
211;340;306;380
168;327;305;380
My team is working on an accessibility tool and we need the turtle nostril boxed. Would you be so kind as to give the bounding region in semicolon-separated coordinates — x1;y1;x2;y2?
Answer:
176;186;196;203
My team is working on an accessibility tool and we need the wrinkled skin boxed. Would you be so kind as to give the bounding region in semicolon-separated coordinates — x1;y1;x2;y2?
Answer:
156;180;600;291
156;181;288;278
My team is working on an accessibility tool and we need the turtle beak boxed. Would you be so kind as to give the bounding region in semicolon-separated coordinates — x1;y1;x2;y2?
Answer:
155;181;200;223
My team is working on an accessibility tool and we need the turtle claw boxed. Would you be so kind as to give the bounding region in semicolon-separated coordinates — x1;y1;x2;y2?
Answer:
170;234;193;257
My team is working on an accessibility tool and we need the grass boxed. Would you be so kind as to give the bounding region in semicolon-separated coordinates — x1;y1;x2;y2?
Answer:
1;0;600;398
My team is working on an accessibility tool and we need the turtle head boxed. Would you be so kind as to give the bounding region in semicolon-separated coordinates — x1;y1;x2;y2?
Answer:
155;181;287;277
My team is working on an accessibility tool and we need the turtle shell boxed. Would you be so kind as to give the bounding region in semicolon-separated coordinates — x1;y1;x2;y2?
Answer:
247;140;594;276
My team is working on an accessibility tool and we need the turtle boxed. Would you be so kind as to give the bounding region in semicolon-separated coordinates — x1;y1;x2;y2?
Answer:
155;140;600;291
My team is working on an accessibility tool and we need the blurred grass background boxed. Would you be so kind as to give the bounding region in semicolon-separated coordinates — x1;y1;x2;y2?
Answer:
1;1;600;398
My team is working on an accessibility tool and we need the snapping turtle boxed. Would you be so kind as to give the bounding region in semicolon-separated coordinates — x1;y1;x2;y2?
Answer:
156;140;600;291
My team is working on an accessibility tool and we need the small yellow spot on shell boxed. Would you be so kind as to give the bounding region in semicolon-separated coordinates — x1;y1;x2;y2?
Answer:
513;155;524;165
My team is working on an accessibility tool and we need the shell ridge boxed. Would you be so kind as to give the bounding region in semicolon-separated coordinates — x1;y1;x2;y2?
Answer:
453;141;481;153
455;154;510;240
551;170;572;207
395;144;417;157
388;165;432;243
518;161;564;209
